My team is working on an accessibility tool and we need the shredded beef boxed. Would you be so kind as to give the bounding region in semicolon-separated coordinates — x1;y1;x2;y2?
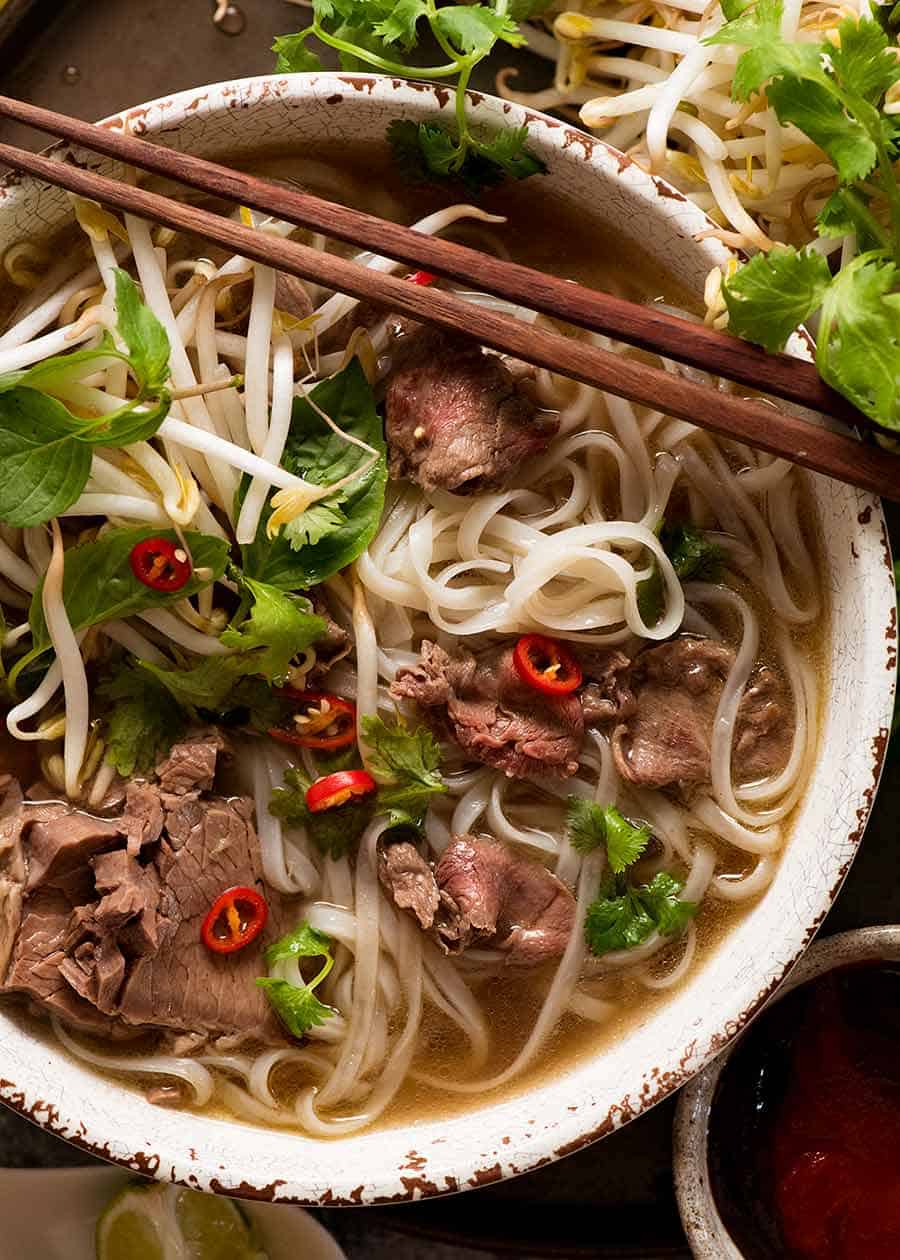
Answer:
391;640;584;779
611;637;794;789
579;647;635;724
309;588;352;678
385;326;557;494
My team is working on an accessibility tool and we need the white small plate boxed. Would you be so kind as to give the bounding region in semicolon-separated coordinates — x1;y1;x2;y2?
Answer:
0;1165;347;1260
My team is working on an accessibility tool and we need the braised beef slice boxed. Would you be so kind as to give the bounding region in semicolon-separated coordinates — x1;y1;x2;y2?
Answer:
385;326;557;494
378;832;575;967
116;794;287;1041
391;640;584;780
155;729;229;797
377;840;439;931
611;638;794;789
1;736;291;1045
435;835;575;966
579;647;635;724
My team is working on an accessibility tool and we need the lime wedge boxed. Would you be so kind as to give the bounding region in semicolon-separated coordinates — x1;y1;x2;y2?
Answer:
96;1181;266;1260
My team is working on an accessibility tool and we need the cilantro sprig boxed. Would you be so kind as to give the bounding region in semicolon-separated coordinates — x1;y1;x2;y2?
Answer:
709;6;900;428
257;922;337;1037
567;798;698;954
273;0;549;192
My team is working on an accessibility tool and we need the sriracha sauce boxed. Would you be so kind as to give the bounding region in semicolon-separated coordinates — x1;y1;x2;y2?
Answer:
708;963;900;1260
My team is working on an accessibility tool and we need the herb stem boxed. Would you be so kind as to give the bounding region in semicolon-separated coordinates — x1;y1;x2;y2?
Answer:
309;23;461;80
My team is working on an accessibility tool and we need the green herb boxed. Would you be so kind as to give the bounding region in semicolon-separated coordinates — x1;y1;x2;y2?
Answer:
361;713;447;829
270;764;374;859
708;8;900;428
274;1;548;193
0;388;94;527
25;528;227;652
242;359;387;590
220;572;326;684
584;871;697;955
565;798;651;872
257;922;336;1037
636;521;723;625
97;663;187;777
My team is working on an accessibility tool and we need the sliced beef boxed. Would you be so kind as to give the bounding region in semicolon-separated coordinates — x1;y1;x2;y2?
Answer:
377;840;439;930
611;637;794;789
580;647;635;724
155;729;229;797
1;734;292;1046
116;794;287;1042
392;640;583;779
309;588;352;677
435;835;574;965
379;833;575;967
385;326;557;494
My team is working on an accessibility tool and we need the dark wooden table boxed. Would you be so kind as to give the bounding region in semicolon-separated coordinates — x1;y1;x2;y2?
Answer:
0;4;897;1256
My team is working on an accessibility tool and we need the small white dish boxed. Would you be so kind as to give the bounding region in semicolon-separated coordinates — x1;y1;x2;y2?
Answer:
674;925;900;1258
0;1164;347;1260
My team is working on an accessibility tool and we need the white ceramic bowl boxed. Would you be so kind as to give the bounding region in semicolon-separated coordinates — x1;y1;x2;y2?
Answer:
674;926;900;1257
0;74;894;1205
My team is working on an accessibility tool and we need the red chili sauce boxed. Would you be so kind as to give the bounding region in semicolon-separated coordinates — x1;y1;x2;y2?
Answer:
707;962;900;1260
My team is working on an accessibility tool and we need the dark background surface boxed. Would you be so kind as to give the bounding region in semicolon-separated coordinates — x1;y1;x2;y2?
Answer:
0;3;897;1256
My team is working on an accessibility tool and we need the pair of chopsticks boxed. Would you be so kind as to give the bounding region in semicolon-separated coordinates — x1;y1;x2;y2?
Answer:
0;94;898;501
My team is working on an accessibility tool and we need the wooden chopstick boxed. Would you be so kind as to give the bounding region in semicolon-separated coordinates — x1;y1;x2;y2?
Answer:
0;93;864;431
0;136;899;503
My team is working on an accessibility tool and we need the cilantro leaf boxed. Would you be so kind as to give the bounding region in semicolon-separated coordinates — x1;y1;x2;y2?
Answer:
662;524;723;581
473;126;547;182
508;0;554;16
361;713;447;829
817;253;900;427
705;0;824;100
767;77;878;184
829;16;900;103
722;247;832;353
272;31;323;72
220;574;325;683
257;921;336;1037
264;921;334;966
372;0;428;48
97;664;186;776
282;500;347;550
433;5;524;54
566;798;651;872
256;980;334;1035
584;871;697;955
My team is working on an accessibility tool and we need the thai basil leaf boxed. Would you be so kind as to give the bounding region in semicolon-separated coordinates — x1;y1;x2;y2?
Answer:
242;358;387;589
0;388;93;526
28;527;229;651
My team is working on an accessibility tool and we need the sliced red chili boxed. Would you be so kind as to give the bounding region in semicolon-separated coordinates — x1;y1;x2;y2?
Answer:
268;689;357;751
407;269;437;286
512;634;583;696
306;769;377;814
129;537;192;592
202;886;268;955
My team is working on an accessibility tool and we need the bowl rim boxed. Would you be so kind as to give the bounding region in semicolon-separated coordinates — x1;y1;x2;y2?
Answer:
0;70;894;1207
673;925;900;1258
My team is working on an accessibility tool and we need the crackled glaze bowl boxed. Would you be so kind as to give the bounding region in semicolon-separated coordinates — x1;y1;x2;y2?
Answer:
0;75;894;1204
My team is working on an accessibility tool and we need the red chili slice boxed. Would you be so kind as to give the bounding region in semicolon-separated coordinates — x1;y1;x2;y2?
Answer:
202;886;268;955
407;269;437;286
268;689;357;751
129;537;192;592
512;634;583;696
306;770;377;814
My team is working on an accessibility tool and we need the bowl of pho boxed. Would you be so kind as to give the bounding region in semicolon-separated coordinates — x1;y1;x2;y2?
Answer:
0;74;892;1204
